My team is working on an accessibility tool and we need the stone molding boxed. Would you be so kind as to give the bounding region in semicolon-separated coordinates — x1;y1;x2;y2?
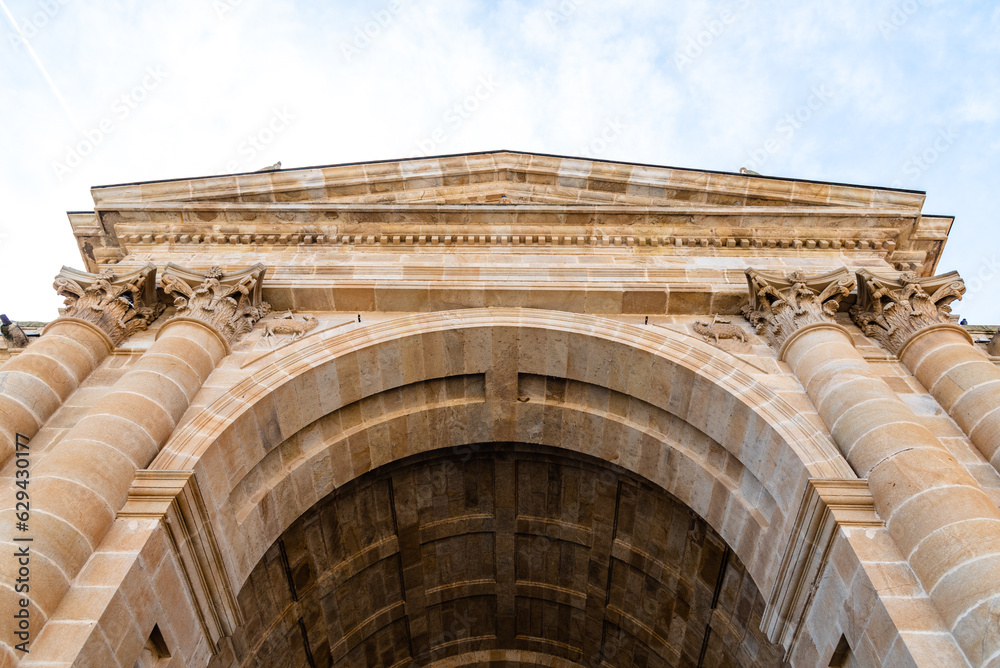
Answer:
118;228;893;250
741;268;855;350
40;317;115;352
763;479;882;656
851;269;966;354
90;151;927;210
72;151;951;277
150;307;850;481
52;263;163;346
119;469;242;652
160;263;270;346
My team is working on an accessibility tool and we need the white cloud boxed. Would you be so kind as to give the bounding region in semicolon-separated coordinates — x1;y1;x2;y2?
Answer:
0;0;997;323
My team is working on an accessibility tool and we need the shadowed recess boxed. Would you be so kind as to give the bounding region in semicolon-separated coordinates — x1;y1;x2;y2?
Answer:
224;444;788;668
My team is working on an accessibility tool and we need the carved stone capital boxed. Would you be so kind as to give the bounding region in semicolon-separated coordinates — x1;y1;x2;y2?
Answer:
741;268;855;350
850;269;965;354
989;331;1000;357
160;264;270;346
53;264;164;346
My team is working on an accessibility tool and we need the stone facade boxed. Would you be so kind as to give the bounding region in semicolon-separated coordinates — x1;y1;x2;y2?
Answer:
1;151;999;667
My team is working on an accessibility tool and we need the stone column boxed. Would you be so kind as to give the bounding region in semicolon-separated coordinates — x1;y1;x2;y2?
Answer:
0;264;268;659
744;268;1000;667
0;264;160;469
852;269;1000;473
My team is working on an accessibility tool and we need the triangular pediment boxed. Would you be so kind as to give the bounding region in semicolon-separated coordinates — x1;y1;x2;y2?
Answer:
72;151;951;279
90;150;926;212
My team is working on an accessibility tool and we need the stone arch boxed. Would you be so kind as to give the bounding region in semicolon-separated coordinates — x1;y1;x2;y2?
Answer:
150;308;852;606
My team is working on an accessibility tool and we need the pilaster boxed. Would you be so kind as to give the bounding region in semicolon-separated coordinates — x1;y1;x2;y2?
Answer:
115;470;241;651
764;479;882;653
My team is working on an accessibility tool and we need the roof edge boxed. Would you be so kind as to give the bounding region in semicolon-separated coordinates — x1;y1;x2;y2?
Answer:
89;149;927;195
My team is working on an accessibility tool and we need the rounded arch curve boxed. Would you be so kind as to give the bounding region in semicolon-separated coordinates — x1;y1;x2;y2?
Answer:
150;308;852;602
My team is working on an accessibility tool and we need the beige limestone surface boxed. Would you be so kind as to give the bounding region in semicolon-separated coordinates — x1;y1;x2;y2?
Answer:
2;152;997;668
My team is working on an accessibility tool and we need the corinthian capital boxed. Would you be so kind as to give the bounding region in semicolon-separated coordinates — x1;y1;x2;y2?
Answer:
741;268;855;349
160;264;270;346
53;264;164;346
850;270;965;354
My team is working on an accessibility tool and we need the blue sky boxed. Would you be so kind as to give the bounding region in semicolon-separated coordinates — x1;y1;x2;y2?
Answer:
1;0;998;322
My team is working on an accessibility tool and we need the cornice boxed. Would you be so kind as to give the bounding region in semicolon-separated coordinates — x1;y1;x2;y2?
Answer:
90;151;927;210
70;152;947;275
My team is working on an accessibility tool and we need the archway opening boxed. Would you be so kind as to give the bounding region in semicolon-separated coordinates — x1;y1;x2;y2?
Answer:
230;444;788;667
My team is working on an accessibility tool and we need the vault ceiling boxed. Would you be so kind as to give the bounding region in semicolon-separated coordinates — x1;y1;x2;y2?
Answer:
230;444;788;668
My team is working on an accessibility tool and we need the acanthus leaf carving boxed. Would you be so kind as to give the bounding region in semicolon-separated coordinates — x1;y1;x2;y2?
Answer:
53;263;163;346
741;268;855;350
160;263;270;346
850;269;965;354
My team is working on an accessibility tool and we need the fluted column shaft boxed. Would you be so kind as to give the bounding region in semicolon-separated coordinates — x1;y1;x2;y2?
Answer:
0;319;227;652
0;319;113;468
898;324;1000;470
783;323;1000;666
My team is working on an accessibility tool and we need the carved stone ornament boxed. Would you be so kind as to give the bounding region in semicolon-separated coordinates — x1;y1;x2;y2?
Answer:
989;331;1000;357
53;264;164;346
160;263;271;346
741;268;855;350
850;269;965;354
693;316;747;344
